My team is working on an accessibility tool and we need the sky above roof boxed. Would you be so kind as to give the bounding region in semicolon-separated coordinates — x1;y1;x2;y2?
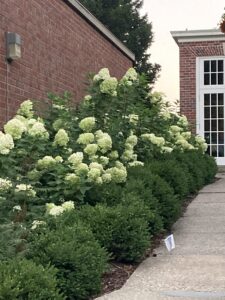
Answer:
141;0;225;103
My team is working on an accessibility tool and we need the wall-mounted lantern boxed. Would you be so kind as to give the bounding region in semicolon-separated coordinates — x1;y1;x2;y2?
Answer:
6;32;22;63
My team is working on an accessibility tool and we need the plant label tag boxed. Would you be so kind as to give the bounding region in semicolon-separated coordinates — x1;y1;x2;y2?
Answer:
164;234;175;252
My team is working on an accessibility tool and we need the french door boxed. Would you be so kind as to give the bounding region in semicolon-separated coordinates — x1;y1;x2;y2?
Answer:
198;57;225;165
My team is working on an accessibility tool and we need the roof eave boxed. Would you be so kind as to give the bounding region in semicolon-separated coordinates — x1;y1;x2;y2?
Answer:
171;29;225;44
64;0;135;61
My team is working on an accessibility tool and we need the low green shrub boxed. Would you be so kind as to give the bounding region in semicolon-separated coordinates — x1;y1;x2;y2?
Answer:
27;221;107;300
79;202;151;262
0;258;64;300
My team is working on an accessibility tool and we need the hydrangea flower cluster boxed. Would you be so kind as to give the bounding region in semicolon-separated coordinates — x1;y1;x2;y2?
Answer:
93;68;110;82
128;114;139;125
95;131;112;154
120;68;138;86
17;100;34;119
37;156;60;170
100;77;118;96
4;118;27;140
31;220;46;230
0;178;12;192
15;184;36;197
195;135;208;152
0;132;14;154
141;133;165;147
46;201;75;217
121;134;138;162
28;121;49;140
79;117;96;132
53;129;69;147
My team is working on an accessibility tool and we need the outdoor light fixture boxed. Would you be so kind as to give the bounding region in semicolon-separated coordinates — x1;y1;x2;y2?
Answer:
6;32;22;62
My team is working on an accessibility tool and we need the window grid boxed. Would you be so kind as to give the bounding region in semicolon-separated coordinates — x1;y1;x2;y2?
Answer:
204;60;224;86
204;93;224;158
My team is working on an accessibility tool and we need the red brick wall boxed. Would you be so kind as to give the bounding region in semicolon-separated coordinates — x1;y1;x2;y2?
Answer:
179;40;225;132
0;0;133;126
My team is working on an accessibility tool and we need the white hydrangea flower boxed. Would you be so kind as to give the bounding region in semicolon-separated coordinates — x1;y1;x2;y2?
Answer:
48;205;64;217
77;133;95;145
84;95;92;102
68;152;83;166
100;78;118;96
170;125;182;133
0;132;14;155
96;133;112;153
37;156;56;170
141;133;165;147
28;121;49;139
31;220;46;230
181;131;191;140
106;166;127;183
4;118;27;140
128;161;144;167
87;168;101;182
89;162;104;172
108;150;119;160
75;163;89;176
17;100;34;119
79;117;96;132
102;173;112;183
84;144;98;156
13;205;22;211
178;115;189;127
55;156;63;163
99;156;109;166
128;114;139;125
122;68;138;81
62;201;75;211
126;135;138;147
95;130;104;139
121;149;134;162
93;68;110;81
161;146;173;153
54;129;69;147
0;178;12;191
65;173;80;185
15;184;36;197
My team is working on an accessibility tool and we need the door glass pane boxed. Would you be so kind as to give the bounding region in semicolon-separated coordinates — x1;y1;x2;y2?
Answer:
211;145;217;157
205;132;210;143
211;60;217;72
204;120;210;131
204;60;210;72
219;146;224;157
218;120;224;131
204;94;210;105
204;74;210;85
218;94;224;105
218;60;223;72
211;94;217;105
204;107;210;118
211;133;217;144
211;120;217;131
211;107;217;118
219;133;224;144
211;73;217;85
218;107;224;118
218;73;223;85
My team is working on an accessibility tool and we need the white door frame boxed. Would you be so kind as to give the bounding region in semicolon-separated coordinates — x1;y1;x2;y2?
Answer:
196;56;225;165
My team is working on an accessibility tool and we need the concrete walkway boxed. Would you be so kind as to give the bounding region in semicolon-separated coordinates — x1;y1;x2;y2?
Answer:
96;174;225;300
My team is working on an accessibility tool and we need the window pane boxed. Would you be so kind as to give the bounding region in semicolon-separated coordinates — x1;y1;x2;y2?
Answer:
211;145;217;157
211;73;217;85
218;73;224;85
211;94;217;105
219;145;224;157
205;132;210;143
204;107;210;118
204;120;210;131
218;60;223;72
204;74;210;85
211;107;217;118
204;94;210;105
211;133;217;144
204;61;210;72
218;106;224;118
211;120;217;131
218;120;224;131
219;133;224;144
218;94;224;105
211;60;217;72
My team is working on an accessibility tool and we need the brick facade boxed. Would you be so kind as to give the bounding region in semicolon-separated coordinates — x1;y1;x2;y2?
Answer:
0;0;133;126
178;40;225;132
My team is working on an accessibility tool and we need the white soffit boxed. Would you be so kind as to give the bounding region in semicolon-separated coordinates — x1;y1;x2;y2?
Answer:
171;29;225;44
65;0;135;61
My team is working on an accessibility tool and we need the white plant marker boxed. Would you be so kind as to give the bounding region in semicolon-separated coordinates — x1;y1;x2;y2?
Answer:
164;234;175;252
